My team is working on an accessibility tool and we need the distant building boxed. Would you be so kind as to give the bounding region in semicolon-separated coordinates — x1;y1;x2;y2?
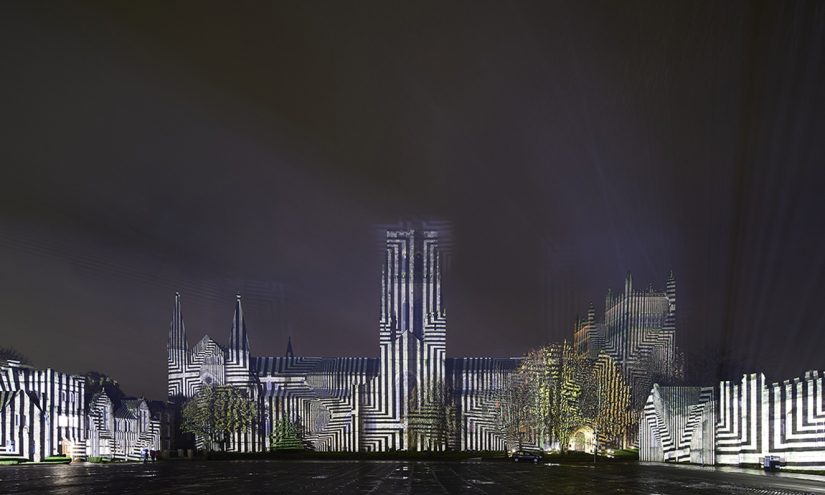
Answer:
1;360;163;462
640;370;825;471
573;272;681;411
147;399;176;453
572;304;605;359
86;392;161;461
0;360;86;461
167;223;521;452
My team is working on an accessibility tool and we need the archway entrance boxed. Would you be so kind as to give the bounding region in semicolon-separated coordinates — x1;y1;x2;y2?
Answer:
568;426;595;453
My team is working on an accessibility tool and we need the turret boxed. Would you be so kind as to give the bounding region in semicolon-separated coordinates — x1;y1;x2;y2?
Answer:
167;292;188;399
285;336;294;358
665;271;676;332
168;292;187;365
228;293;250;368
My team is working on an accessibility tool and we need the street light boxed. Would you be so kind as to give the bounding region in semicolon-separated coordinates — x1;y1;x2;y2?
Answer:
594;378;600;464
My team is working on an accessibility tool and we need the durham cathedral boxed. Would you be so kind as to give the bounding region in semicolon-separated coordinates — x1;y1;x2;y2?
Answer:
165;223;684;454
5;224;819;466
167;224;521;452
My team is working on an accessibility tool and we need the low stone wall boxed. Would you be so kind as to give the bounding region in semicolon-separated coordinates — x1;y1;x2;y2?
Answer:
640;385;715;465
717;371;824;470
640;370;825;471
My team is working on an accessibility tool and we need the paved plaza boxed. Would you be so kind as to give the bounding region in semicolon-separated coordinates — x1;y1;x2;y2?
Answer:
1;460;824;495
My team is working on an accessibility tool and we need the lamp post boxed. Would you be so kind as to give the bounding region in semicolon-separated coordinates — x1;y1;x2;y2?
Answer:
594;378;600;465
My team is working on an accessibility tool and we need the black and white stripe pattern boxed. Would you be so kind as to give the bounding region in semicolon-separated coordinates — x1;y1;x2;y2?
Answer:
0;361;86;461
447;357;522;451
86;393;161;461
640;385;716;464
165;225;521;452
641;370;824;470
167;292;188;399
717;371;825;470
602;272;680;412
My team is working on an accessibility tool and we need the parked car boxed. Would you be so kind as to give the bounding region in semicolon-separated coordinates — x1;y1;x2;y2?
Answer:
761;455;785;471
511;450;543;463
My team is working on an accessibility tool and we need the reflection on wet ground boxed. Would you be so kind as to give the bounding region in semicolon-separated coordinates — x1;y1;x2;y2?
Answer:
1;460;824;494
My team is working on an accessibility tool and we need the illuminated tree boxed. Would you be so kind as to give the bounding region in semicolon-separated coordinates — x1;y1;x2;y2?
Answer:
270;417;306;450
518;348;551;447
516;343;632;452
549;342;590;452
582;353;632;448
489;369;533;450
181;385;257;452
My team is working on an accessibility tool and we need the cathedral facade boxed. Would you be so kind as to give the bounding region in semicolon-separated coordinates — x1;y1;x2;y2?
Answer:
167;225;520;452
573;272;681;411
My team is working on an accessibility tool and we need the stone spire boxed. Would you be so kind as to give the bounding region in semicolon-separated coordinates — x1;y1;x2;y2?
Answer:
168;292;187;360
167;291;189;400
285;336;294;358
229;293;250;367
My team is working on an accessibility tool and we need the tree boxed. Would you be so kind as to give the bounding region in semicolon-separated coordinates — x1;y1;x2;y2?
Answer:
82;371;125;404
547;342;590;452
582;353;632;449
270;417;306;450
181;385;257;452
0;347;30;365
490;369;533;451
517;343;588;451
515;342;632;452
406;380;457;451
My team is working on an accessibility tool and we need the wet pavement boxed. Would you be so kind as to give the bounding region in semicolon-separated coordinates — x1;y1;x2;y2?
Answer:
1;460;824;494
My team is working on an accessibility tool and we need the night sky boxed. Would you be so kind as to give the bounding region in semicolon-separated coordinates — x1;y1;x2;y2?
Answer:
1;1;823;399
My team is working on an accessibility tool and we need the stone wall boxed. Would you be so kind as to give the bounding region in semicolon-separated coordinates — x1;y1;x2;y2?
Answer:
641;370;825;471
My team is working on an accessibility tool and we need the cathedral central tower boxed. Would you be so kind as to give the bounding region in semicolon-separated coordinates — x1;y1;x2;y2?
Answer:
365;222;449;450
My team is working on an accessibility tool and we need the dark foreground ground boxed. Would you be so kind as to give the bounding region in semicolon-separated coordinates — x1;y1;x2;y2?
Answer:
1;460;824;495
